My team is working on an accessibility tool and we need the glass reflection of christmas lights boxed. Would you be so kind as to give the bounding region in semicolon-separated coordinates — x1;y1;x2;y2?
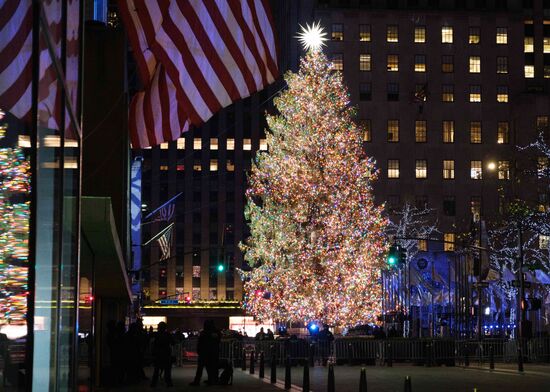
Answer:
0;111;30;327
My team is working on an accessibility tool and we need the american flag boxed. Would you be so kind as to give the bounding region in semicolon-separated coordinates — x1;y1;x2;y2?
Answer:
0;0;80;137
118;0;278;149
156;223;173;261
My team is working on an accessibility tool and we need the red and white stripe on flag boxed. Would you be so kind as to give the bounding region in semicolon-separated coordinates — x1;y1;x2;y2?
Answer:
118;0;279;149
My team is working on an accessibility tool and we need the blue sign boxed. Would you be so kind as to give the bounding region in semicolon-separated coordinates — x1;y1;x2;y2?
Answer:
159;299;179;305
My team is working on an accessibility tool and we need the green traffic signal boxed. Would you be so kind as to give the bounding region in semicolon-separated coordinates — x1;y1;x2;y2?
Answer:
387;255;397;266
217;264;225;272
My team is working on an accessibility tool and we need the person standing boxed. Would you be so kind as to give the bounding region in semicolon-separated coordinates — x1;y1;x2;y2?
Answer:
150;322;174;387
318;325;334;366
190;320;221;386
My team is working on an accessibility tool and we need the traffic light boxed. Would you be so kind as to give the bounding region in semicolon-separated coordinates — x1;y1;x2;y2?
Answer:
217;263;225;272
387;244;406;269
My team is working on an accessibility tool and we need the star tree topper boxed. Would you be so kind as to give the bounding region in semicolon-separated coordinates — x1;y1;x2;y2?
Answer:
296;21;328;52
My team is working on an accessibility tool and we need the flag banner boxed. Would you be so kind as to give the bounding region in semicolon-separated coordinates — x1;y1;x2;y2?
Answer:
156;223;173;261
118;0;279;149
143;192;182;223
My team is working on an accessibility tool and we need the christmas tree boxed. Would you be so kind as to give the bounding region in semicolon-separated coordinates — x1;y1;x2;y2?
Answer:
241;25;387;328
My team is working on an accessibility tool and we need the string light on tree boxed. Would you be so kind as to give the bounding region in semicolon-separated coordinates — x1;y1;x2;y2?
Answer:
240;24;388;328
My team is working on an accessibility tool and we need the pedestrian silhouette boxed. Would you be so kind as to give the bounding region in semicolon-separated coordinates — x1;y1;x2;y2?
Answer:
150;322;174;387
255;327;266;341
190;320;221;386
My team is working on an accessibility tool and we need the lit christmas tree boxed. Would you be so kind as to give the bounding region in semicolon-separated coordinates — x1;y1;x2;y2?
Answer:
241;24;388;327
0;110;30;327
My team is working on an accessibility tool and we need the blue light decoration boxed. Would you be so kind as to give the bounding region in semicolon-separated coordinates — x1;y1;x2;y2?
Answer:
307;322;319;334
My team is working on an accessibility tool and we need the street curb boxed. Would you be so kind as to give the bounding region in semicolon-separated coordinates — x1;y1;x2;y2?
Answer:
238;369;310;392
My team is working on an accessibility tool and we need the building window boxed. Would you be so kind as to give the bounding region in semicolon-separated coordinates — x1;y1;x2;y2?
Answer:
194;138;202;149
497;56;508;73
416;159;427;178
544;64;550;78
259;139;268;151
332;53;343;70
443;160;455;179
442;84;454;102
539;157;549;178
443;196;456;216
469;56;481;73
545;37;550;53
387;83;399;101
227;138;235;150
496;27;508;44
443;121;454;143
441;26;453;43
470;121;482;143
415;120;427;142
498;160;510;179
387;120;399;142
414;26;426;43
525;65;535;78
359;83;372;101
210;159;218;171
469;85;481;102
525;36;534;53
540;235;550;249
360;119;372;142
414;55;426;72
387;25;398;42
331;23;343;40
444;233;455;251
418;240;428;251
497;122;509;144
160;165;169;171
243;138;252;150
210;138;218;150
471;160;483;179
415;195;428;210
471;196;482;219
160;142;169;149
388;159;400;178
469;27;480;44
387;54;399;71
414;84;427;102
360;53;371;71
442;55;454;73
177;137;185;149
497;86;508;102
537;116;549;128
226;159;235;172
359;24;371;41
193;160;202;171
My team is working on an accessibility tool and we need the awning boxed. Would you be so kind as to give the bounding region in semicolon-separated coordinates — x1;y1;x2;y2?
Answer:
81;197;132;301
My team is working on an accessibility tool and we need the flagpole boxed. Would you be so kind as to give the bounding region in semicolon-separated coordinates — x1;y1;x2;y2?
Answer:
143;192;183;221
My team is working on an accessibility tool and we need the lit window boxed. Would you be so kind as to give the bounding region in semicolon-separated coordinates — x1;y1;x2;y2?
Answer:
359;83;371;101
414;84;427;102
470;121;482;143
416;159;427;179
259;139;268;150
17;135;30;148
359;24;371;41
418;240;428;251
545;37;550;53
210;159;218;171
540;235;550;250
469;56;481;73
227;138;235;150
442;84;454;102
359;54;371;71
332;53;343;70
387;159;400;178
443;160;455;179
442;55;453;73
243;138;252;150
469;85;481;102
226;160;235;172
387;120;399;142
160;142;169;149
498;160;510;180
160;165;169;171
444;233;455;251
525;65;535;78
387;25;398;42
441;26;453;43
497;122;509;144
469;27;480;44
193;138;202;149
443;121;454;143
537;116;549;128
538;157;548;178
496;27;508;44
176;164;184;171
414;26;426;43
331;23;343;40
387;54;399;71
415;120;427;142
525;36;534;52
497;86;508;103
387;83;399;101
497;57;508;74
545;65;550;79
471;196;482;219
192;265;201;278
414;55;426;72
360;119;372;142
177;138;185;149
471;160;482;179
193;160;202;171
210;138;218;150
